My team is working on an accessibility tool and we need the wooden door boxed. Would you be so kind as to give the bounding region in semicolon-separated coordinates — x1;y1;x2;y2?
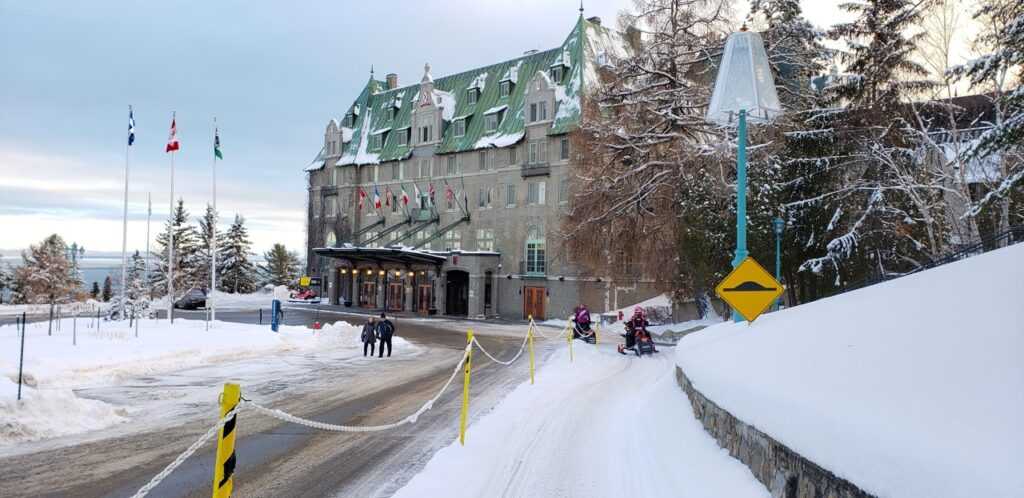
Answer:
523;286;546;320
417;285;432;315
361;282;376;308
388;283;404;311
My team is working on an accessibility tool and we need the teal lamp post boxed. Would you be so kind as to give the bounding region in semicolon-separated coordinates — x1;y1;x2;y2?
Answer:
706;27;782;322
772;216;785;311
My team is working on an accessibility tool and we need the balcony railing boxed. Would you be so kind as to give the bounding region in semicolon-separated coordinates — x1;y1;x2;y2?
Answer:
521;163;550;178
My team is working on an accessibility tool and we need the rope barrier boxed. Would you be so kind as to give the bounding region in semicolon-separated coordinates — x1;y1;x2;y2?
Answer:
131;404;245;498
530;318;571;340
471;331;530;366
247;344;470;432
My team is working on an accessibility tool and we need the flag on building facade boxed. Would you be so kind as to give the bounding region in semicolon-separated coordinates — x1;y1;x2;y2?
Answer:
400;184;410;206
214;128;223;159
445;181;453;205
373;186;382;209
128;107;135;146
358;187;367;210
428;182;435;206
384;185;392;207
413;183;423;208
166;116;179;152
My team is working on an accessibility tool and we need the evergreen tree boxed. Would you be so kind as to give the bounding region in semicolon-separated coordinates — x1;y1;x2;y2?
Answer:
101;276;113;302
90;281;100;299
261;243;303;289
196;203;222;292
0;257;10;303
10;234;83;334
151;198;203;299
219;214;259;293
110;250;154;320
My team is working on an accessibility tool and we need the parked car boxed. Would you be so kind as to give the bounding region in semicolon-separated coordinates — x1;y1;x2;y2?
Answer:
289;290;319;301
174;289;207;310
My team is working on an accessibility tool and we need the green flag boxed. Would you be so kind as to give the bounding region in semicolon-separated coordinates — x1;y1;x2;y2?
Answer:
214;128;223;159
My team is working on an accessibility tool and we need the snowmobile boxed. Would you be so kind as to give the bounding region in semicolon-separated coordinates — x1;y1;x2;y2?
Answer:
571;319;597;344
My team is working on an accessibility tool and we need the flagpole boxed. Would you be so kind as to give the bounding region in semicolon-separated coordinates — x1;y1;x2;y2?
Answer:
119;105;132;320
211;117;217;322
168;111;176;324
146;193;151;281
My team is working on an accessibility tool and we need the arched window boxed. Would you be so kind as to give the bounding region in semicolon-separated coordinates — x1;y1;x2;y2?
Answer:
325;230;337;248
525;226;545;275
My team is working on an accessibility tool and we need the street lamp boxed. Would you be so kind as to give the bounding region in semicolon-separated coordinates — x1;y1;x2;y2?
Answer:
706;26;782;322
772;216;785;311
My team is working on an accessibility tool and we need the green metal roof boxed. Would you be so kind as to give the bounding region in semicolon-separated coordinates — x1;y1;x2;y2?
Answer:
330;17;630;167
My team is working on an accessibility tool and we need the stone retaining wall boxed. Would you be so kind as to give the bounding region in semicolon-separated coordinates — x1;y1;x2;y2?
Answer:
675;366;874;498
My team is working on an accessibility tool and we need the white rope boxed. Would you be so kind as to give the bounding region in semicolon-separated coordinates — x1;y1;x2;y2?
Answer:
247;344;470;432
530;319;570;340
472;331;530;366
131;404;245;498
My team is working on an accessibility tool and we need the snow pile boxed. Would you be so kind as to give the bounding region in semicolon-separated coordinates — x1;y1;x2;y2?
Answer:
395;346;768;497
0;377;128;444
0;318;362;390
677;244;1024;498
151;285;291;310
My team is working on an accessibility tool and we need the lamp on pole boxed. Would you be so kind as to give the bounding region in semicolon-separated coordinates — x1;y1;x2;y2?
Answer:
706;26;783;323
772;215;785;311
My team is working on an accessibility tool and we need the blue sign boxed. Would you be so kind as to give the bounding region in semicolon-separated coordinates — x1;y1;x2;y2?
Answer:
271;299;281;332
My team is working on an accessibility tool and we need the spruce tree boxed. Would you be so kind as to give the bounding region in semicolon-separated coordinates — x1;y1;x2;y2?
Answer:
151;198;202;299
90;281;100;299
261;243;303;288
219;214;259;294
110;250;154;319
101;276;113;302
196;203;222;292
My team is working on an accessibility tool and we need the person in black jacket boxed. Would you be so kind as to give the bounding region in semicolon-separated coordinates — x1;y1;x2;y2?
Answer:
376;313;395;358
361;317;377;357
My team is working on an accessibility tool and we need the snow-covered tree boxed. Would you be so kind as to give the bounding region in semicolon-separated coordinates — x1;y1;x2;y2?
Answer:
151;198;203;299
196;203;223;292
219;214;259;293
110;250;154;320
261;243;303;289
11;234;83;334
0;257;10;303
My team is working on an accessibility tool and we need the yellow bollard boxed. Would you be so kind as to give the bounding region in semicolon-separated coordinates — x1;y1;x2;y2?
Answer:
595;321;600;350
459;329;473;446
527;316;535;385
567;315;574;363
213;383;240;498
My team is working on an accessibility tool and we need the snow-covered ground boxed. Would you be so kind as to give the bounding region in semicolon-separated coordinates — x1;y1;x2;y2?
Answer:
677;243;1024;498
394;345;769;497
0;318;410;444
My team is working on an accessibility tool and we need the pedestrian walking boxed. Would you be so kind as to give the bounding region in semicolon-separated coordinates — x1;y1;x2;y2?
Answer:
376;312;395;358
361;316;377;357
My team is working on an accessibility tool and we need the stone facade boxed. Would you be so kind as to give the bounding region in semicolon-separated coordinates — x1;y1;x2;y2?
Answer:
675;366;874;498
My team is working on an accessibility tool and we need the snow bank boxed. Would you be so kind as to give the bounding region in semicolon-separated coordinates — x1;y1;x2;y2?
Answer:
0;377;127;444
395;346;768;497
677;244;1024;498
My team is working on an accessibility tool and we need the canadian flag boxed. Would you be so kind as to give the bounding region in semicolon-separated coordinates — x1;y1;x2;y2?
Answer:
358;187;367;210
166;116;179;152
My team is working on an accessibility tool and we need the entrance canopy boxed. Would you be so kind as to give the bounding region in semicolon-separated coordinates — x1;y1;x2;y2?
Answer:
314;245;448;267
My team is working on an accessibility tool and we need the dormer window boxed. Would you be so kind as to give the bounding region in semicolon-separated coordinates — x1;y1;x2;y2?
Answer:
372;134;383;150
454;118;466;137
499;81;510;98
388;107;397;120
467;88;478;105
344;114;355;127
485;113;499;133
397;127;409;146
550;66;564;83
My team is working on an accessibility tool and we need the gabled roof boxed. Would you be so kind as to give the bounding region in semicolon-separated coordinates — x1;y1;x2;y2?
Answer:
326;17;631;168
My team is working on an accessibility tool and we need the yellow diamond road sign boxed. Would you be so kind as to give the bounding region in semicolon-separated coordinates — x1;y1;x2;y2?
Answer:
715;257;784;323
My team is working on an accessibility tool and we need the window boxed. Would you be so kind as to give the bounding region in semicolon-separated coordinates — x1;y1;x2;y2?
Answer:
560;138;570;160
443;230;461;251
478;186;492;208
390;230;405;242
325;196;338;216
329;168;338;186
485;113;498;133
398;129;408;146
372;165;379;183
551;66;563;82
506;184;517;207
509;147;517;165
468;89;478;105
530;103;537;122
447;155;459;175
391;163;402;181
528;140;548;164
477;229;495;251
313;195;321;217
364;231;379;248
415;230;429;244
388;107;396;120
539;101;548;121
528;181;545;205
499;81;510;98
559;179;568;204
525;226;546;275
344;114;354;127
372;133;383;150
454;119;465;137
419;158;432;178
325;230;337;247
421;125;433;143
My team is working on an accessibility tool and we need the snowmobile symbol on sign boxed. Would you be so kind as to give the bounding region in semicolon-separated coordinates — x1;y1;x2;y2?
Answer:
715;257;784;323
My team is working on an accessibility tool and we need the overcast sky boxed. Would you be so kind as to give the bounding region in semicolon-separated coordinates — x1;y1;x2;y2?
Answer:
0;0;967;256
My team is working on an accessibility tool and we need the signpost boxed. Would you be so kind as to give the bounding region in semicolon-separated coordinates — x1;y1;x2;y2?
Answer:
715;257;784;323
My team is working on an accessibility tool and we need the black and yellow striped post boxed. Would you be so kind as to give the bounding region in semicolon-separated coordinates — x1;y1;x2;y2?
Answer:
213;383;240;498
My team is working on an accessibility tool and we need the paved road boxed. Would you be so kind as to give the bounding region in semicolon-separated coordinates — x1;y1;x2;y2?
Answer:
0;307;549;498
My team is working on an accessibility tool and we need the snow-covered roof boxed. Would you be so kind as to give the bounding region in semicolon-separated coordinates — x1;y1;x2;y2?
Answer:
483;104;508;115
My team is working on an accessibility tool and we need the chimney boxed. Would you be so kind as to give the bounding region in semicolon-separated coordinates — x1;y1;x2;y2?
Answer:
586;16;601;26
626;26;642;51
386;73;399;90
